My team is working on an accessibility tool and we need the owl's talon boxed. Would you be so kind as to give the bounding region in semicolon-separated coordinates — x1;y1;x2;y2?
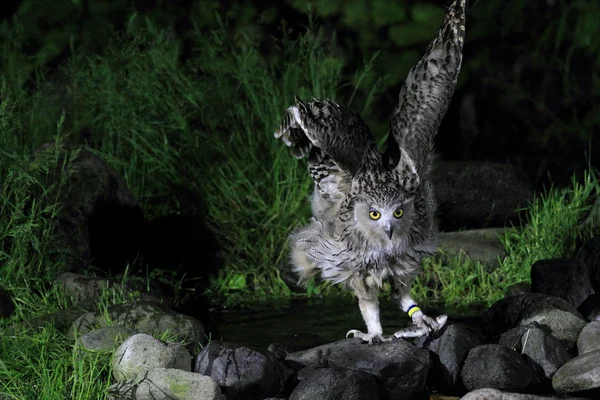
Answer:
394;314;448;339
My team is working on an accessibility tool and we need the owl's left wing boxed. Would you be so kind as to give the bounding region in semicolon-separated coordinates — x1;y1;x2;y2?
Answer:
385;0;467;175
275;97;379;199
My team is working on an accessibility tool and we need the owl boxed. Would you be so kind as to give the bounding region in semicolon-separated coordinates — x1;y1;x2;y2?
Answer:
274;0;467;342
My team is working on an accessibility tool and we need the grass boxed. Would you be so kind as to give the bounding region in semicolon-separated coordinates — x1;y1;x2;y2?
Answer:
413;169;599;307
0;9;598;398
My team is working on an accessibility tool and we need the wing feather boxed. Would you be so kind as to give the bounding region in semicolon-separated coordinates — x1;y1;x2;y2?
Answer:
275;97;378;198
385;0;467;175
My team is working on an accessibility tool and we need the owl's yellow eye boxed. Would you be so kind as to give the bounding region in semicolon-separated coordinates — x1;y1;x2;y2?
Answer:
369;210;381;220
393;208;404;218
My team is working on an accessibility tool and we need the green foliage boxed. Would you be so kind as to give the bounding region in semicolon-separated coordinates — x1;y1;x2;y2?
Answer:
414;170;599;306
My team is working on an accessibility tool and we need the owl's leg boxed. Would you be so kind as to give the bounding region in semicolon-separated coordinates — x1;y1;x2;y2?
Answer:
391;275;447;339
345;277;390;343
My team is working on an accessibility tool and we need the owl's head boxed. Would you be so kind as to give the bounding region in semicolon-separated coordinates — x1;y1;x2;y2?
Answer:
351;148;420;242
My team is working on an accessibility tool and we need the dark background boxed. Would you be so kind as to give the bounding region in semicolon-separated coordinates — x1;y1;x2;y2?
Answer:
2;0;599;190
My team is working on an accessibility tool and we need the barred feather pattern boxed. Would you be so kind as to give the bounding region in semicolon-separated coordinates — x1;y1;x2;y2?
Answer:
274;0;466;340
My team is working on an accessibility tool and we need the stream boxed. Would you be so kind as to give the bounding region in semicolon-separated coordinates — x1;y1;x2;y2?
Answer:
206;296;485;351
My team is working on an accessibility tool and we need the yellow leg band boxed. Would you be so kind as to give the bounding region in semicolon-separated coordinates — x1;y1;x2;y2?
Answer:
407;305;421;318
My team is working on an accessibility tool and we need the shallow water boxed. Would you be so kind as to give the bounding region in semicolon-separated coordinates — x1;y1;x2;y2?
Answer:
208;296;484;351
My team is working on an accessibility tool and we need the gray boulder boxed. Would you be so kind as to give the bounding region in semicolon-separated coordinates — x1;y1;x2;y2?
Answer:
112;333;191;382
70;300;204;350
286;338;430;399
77;325;134;352
437;228;507;268
461;388;590;399
461;344;535;392
519;325;572;379
425;323;484;389
136;368;225;400
577;321;600;355
484;293;587;349
289;366;379;400
195;340;291;400
552;349;600;394
530;258;594;309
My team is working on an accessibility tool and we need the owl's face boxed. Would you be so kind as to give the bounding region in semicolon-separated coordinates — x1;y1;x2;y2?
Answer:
353;196;414;243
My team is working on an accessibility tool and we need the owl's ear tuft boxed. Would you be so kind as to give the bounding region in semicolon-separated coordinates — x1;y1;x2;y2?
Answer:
395;148;420;193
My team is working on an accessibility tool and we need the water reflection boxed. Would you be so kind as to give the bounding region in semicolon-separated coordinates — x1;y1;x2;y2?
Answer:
208;296;484;351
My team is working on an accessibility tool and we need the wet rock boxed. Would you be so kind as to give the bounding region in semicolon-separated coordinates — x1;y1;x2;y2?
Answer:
484;293;587;348
518;324;572;379
460;388;589;399
112;333;191;382
194;340;291;400
499;321;571;381
530;258;594;309
425;323;484;389
552;349;600;394
431;161;533;231
289;366;379;400
70;300;205;350
437;228;507;268
136;368;225;400
461;344;535;392
77;325;134;352
286;338;431;399
577;321;600;355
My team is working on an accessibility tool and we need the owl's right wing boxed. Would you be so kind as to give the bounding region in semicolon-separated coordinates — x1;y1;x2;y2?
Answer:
386;0;467;175
274;97;378;199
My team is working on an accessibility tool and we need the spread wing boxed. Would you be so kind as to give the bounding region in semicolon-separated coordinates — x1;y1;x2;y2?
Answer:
274;96;379;199
385;0;467;175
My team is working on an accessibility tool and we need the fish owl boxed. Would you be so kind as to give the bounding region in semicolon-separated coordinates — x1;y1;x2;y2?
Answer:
274;0;467;342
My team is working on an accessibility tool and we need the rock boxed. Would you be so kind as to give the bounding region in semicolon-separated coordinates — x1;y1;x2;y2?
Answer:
577;321;600;355
530;258;594;309
70;300;205;350
518;324;572;379
578;294;600;322
56;272;167;306
576;236;600;295
460;388;589;399
136;368;225;400
504;282;531;297
37;146;144;273
431;161;533;231
57;272;110;303
112;333;191;382
286;338;431;399
289;366;379;400
484;293;587;348
425;323;484;389
499;322;571;381
195;340;291;400
552;349;600;393
76;326;134;352
437;228;507;268
461;344;535;392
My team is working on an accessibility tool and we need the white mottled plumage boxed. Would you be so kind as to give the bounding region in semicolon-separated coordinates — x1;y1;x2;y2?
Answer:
274;0;467;342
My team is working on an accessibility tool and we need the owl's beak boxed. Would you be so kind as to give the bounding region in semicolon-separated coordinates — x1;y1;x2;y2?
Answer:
385;226;394;240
